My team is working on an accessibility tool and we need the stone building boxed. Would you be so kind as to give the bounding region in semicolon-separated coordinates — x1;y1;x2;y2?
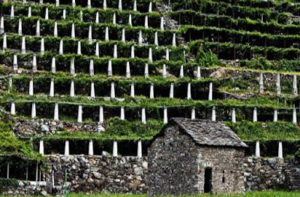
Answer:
147;118;248;195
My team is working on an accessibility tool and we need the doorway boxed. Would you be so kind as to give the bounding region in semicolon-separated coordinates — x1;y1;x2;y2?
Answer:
204;167;212;193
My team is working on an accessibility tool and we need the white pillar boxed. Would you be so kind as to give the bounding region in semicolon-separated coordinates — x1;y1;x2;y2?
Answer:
144;16;148;29
162;64;167;78
148;2;152;12
50;78;55;97
144;63;149;78
95;11;99;23
32;55;37;72
232;108;236;123
54;103;59;121
154;32;159;46
148;48;153;63
7;163;10;179
11;102;16;115
13;54;18;71
253;107;258;122
293;75;298;96
127;82;134;97
28;6;32;17
278;141;283;159
63;10;66;19
71;23;75;39
21;36;26;54
105;27;109;41
40;38;45;54
10;5;14;18
293;105;297;124
95;42;99;57
99;106;104;124
142;108;146;124
54;21;58;37
163;107;168;124
51;57;56;73
169;83;174;98
103;0;107;9
255;141;260;158
160;17;164;30
70;80;75;97
89;59;94;76
172;33;176;47
45;7;49;20
39;140;44;155
126;62;131;78
128;14;132;26
59;39;64;54
211;106;216;122
18;19;22;35
273;109;278;122
191;108;196;120
118;0;122;10
110;82;115;99
113;44;117;58
139;30;143;45
64;140;69;156
150;83;154;98
88;25;92;43
88;140;94;156
113;13;116;25
113;141;118;157
56;0;59;6
70;58;75;75
187;83;191;99
120;106;125;120
276;73;281;95
259;72;264;94
87;0;91;8
31;102;36;118
131;45;135;58
90;82;95;98
179;65;184;78
77;105;83;123
72;0;76;8
133;0;137;11
137;140;142;158
3;34;7;51
165;48;169;61
208;82;213;101
121;28;126;42
77;41;81;55
0;17;4;34
8;75;12;92
29;79;34;96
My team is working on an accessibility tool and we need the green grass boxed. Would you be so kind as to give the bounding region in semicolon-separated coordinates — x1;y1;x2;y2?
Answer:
2;191;300;197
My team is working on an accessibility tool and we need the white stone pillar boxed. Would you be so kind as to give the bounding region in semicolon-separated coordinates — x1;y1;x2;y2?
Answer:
31;102;36;118
29;78;34;96
95;12;99;23
128;14;132;26
130;82;135;97
18;19;22;35
21;36;26;54
277;141;283;159
0;17;4;34
103;0;107;9
10;5;14;18
293;75;298;96
50;78;55;97
45;7;49;20
88;25;92;43
179;65;184;78
211;106;216;122
90;82;95;98
110;82;115;99
137;140;142;158
169;83;174;98
166;48;169;61
163;107;168;124
273;109;278;122
113;44;117;58
54;22;58;37
3;34;7;51
54;103;59;121
59;39;64;55
121;28;126;42
89;59;94;76
70;58;75;75
112;141;118;157
255;141;260;158
71;23;75;39
88;140;94;156
72;0;76;7
276;73;281;95
172;33;176;47
131;46;135;58
8;75;12;92
148;48;153;63
126;62;131;78
77;105;83;123
39;140;44;155
7;163;10;179
141;108;146;124
56;0;60;7
40;38;45;55
118;0;122;10
138;31;143;45
113;13;116;25
120;106;125;120
144;16;148;29
87;0;91;8
208;82;213;101
253;107;258;122
191;108;196;120
162;64;167;78
293;105;297;124
11;102;16;115
144;63;149;78
154;32;159;46
160;17;164;31
95;42;99;57
259;72;264;94
28;6;32;17
149;2;152;12
51;58;56;73
13;54;18;71
232;108;236;123
150;83;154;99
105;26;109;41
187;83;192;99
64;140;69;156
70;80;75;97
99;106;104;124
77;41;81;55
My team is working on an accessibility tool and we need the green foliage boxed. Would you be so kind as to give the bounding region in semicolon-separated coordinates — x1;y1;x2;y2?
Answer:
0;178;18;193
195;47;220;67
226;120;300;141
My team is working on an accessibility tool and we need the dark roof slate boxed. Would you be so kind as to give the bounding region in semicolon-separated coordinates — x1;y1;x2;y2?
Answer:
169;118;247;148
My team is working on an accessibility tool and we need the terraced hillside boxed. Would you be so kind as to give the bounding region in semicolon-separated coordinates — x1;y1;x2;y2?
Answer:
0;0;300;181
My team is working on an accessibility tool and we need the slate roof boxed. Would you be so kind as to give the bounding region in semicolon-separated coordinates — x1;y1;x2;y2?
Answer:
167;118;248;148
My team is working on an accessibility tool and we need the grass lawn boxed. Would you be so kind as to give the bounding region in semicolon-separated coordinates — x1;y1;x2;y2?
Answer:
3;191;300;197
